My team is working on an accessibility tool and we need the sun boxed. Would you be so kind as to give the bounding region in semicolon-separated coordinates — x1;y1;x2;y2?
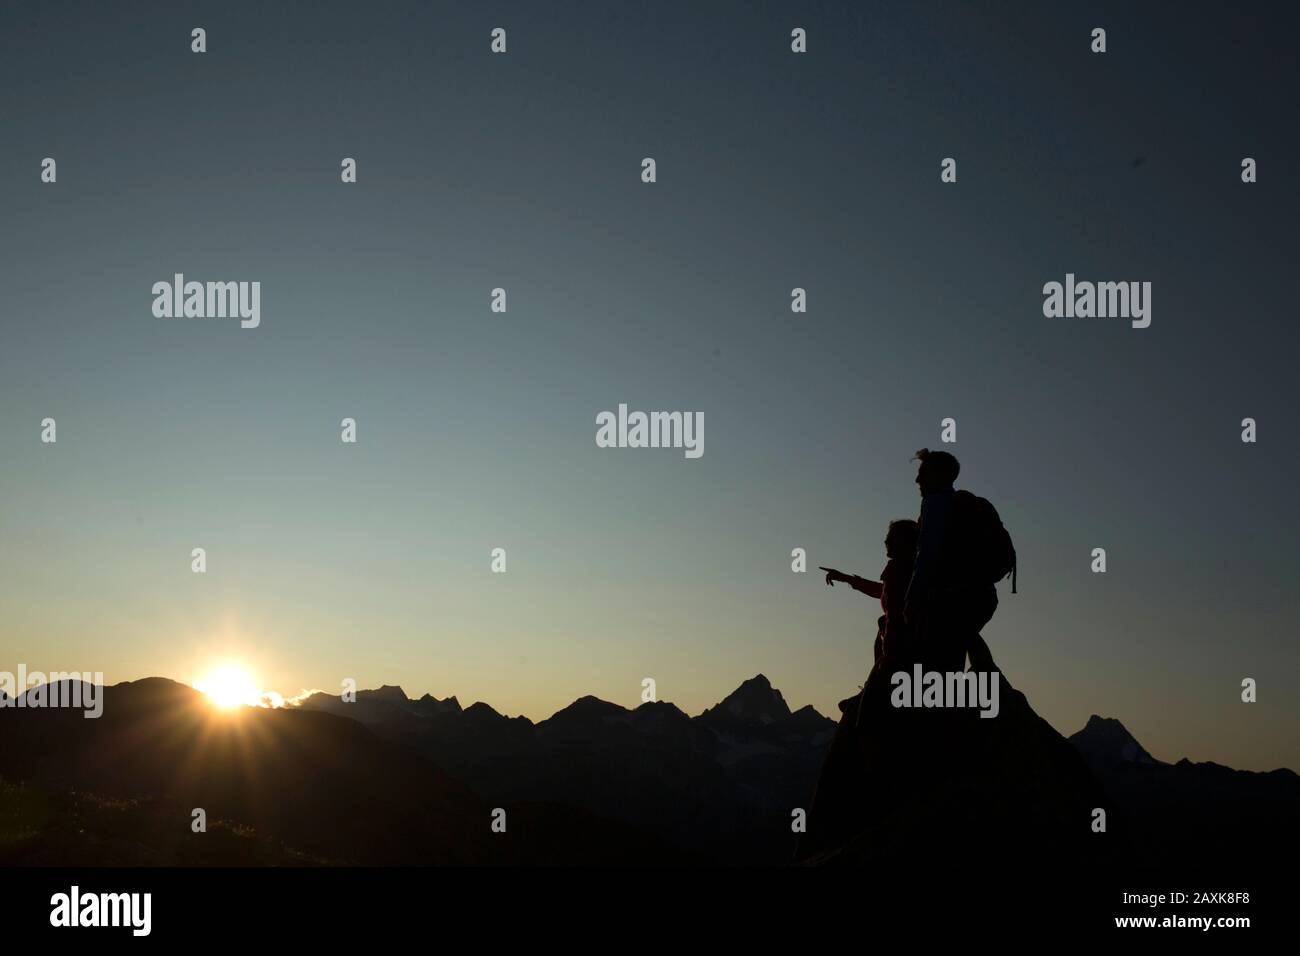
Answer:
195;663;263;709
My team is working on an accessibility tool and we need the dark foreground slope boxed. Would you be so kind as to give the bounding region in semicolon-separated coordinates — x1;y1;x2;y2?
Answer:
797;668;1126;874
798;666;1296;881
3;675;1291;870
0;679;681;865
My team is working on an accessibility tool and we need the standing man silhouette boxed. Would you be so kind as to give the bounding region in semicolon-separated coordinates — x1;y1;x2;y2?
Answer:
904;449;998;674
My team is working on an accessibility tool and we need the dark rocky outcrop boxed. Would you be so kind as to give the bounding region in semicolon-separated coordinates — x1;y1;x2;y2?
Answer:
797;659;1125;874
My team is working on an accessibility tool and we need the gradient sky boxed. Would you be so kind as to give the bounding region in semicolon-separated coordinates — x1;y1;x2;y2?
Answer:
2;1;1296;770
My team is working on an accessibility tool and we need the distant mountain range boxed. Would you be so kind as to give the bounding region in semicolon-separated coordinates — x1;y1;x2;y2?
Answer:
297;674;835;863
1067;713;1298;872
1;675;1294;868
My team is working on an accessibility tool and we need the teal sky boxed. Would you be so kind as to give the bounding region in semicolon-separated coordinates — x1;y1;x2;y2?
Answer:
1;1;1296;771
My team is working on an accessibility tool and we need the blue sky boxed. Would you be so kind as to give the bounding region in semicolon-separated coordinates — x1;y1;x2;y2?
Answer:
1;1;1296;770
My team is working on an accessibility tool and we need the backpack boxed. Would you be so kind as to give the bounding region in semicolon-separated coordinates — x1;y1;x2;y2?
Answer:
951;490;1017;593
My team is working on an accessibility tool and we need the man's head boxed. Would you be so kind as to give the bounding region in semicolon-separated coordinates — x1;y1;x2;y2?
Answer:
913;448;959;495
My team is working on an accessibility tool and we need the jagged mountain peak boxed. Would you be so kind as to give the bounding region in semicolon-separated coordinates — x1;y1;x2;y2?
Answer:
463;701;502;718
548;695;629;721
1069;714;1160;769
358;684;409;703
702;674;793;725
415;693;461;715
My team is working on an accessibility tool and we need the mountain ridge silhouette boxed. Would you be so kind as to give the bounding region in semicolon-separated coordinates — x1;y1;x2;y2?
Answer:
2;674;1293;868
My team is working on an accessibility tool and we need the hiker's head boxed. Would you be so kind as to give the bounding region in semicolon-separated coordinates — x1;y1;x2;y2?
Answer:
913;448;959;494
884;519;919;559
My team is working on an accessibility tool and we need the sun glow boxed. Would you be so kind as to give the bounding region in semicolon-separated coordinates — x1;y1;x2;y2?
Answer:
195;663;265;709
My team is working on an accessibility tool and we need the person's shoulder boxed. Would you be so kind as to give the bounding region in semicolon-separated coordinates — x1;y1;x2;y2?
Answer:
882;558;912;580
952;488;980;507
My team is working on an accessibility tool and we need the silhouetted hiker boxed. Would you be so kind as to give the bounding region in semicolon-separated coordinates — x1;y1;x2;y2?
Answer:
820;518;919;672
799;521;920;858
798;455;1016;862
904;449;1015;674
